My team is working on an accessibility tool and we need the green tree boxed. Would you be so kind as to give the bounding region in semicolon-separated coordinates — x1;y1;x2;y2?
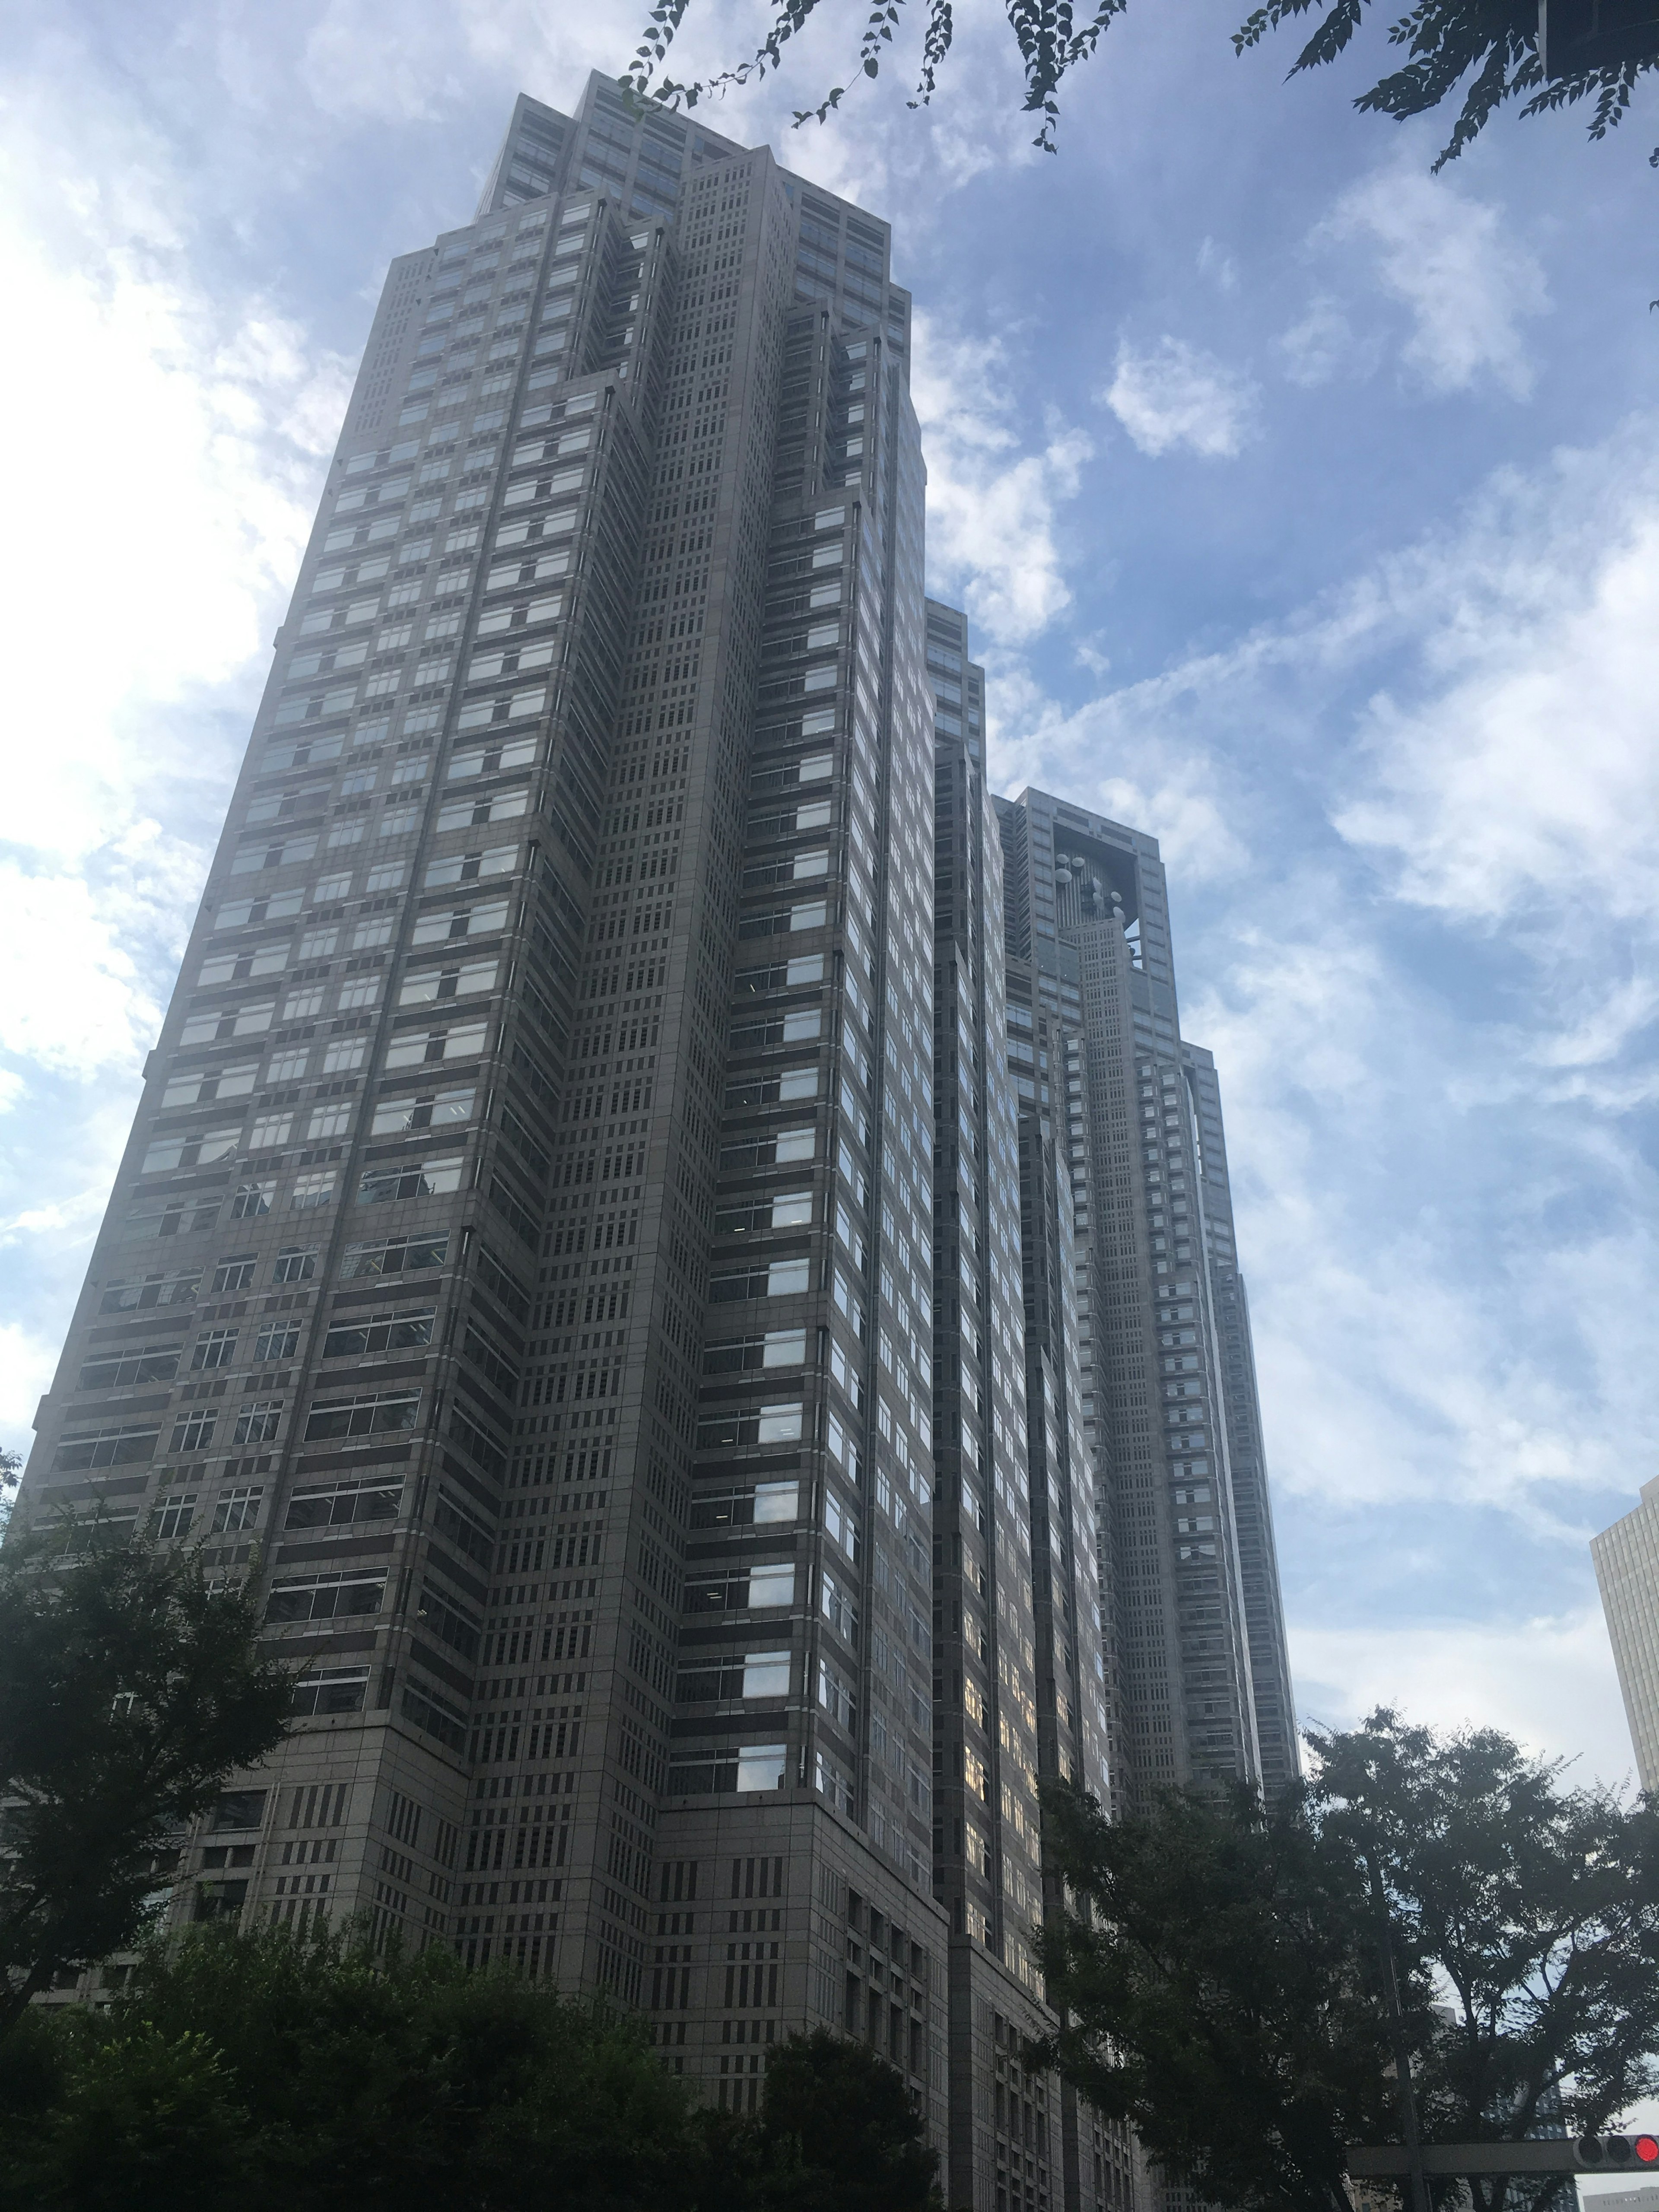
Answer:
0;1449;22;1539
1311;1710;1659;2191
1232;0;1658;171
0;1926;945;2210
0;1532;293;2034
1039;1709;1659;2212
120;1918;701;2207
0;1922;706;2210
6;2022;251;2212
0;1924;953;2210
1038;1774;1398;2212
620;0;1658;161
754;2026;945;2212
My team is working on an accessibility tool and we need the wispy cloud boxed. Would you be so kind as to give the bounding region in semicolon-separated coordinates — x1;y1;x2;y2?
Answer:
1333;471;1659;930
1290;1607;1631;1786
1102;335;1259;459
1316;161;1550;398
1280;293;1358;388
913;313;1093;646
0;68;353;1432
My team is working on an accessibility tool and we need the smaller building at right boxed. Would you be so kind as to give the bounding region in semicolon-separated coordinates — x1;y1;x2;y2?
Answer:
1592;1475;1659;1790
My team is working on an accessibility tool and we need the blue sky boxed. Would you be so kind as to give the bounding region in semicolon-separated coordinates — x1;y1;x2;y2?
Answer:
3;0;1656;1791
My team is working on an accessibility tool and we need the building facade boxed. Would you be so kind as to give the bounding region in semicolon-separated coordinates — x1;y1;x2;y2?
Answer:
22;63;944;2129
14;73;1292;2212
928;600;1125;2212
1592;1476;1659;1790
991;791;1298;1805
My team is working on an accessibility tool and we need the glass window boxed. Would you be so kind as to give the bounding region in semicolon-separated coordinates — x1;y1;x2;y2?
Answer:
355;1155;464;1203
289;1670;369;1717
284;1477;403;1527
370;1087;474;1136
302;1392;420;1443
321;1308;435;1358
75;1343;181;1391
234;1401;283;1445
734;1743;788;1792
212;1486;262;1533
411;899;509;945
397;960;497;1005
51;1424;160;1472
741;1652;789;1699
340;1234;450;1278
264;1573;386;1624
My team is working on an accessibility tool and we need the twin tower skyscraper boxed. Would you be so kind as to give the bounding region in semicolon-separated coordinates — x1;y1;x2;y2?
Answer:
19;73;1297;2212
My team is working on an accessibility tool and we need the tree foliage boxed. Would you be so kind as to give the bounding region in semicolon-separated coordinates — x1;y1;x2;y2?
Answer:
0;1533;293;2035
623;0;1128;150
1039;1709;1659;2212
0;1925;942;2212
758;2026;944;2212
1310;1710;1659;2182
1038;1773;1398;2212
620;0;1658;161
1233;0;1659;170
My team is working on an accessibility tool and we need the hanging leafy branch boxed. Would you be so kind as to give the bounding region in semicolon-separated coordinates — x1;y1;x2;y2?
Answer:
620;0;1658;159
1233;0;1659;168
621;0;1131;150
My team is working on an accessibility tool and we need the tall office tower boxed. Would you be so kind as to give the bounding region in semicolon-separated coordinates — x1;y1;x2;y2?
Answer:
929;603;1126;2212
17;71;949;2142
1176;1045;1297;1801
992;791;1297;1804
1592;1478;1659;1789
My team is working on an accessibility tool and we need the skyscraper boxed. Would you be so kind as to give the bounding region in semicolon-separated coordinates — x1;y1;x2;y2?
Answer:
928;600;1124;2212
992;791;1298;1804
24;66;942;2123
1593;1477;1659;1790
15;71;1293;2211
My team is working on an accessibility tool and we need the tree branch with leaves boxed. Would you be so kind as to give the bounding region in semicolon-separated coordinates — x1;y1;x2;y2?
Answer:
620;0;1657;162
0;1531;293;2037
1038;1710;1659;2212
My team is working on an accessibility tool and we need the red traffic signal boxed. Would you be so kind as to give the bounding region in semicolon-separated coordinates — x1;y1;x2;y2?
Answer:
1575;2136;1659;2168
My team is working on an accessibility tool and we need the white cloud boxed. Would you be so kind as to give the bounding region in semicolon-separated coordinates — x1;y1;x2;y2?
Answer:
299;0;614;123
1320;161;1549;398
1280;292;1355;388
913;313;1093;646
1333;472;1659;931
1289;1607;1634;1788
1197;235;1239;293
0;85;344;1086
1177;884;1659;1541
0;863;172;1083
1102;335;1259;459
0;1320;63;1448
0;61;355;1450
